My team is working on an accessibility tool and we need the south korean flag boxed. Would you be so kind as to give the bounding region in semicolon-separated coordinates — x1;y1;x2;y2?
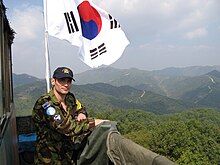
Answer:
44;0;129;68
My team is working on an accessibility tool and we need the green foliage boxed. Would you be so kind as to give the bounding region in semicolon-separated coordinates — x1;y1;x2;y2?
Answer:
14;81;46;116
88;108;220;164
145;110;220;164
124;130;151;148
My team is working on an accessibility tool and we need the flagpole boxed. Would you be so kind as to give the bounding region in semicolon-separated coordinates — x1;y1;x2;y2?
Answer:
44;31;51;92
43;0;51;92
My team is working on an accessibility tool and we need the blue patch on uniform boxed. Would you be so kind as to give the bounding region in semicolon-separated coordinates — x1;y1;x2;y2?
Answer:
46;107;56;116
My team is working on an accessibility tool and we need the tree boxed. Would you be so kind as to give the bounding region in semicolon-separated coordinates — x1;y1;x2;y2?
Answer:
148;120;220;164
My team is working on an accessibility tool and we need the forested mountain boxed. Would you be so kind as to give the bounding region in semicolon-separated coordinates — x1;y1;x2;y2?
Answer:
75;66;220;109
13;66;220;116
13;81;192;116
99;108;220;165
151;65;220;76
13;73;44;87
74;65;220;85
73;83;193;114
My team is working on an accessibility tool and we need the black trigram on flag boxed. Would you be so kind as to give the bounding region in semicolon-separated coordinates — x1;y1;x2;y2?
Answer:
90;43;107;60
64;11;79;34
109;14;120;29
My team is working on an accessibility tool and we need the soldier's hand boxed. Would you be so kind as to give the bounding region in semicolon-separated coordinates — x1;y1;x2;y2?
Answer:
95;119;109;126
77;113;87;121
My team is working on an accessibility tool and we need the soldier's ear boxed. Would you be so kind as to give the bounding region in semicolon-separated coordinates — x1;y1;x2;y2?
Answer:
51;78;55;86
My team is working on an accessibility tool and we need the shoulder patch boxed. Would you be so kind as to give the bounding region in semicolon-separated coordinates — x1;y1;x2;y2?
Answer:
42;101;56;116
46;107;56;116
53;114;62;122
42;102;50;109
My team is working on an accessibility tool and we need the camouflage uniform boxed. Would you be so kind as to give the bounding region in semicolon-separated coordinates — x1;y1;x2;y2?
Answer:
32;89;95;165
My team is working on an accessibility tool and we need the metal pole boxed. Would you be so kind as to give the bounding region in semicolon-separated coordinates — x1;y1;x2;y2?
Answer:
43;0;51;92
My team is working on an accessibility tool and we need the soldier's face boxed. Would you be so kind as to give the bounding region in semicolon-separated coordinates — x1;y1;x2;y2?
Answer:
53;78;72;95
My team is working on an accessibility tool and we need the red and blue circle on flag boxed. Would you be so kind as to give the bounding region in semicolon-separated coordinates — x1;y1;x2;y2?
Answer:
78;1;102;40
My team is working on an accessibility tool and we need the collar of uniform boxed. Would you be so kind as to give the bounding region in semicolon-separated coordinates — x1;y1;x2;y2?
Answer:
48;89;73;106
48;89;60;105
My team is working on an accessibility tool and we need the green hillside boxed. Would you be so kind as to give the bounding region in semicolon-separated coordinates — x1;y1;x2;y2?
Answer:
90;108;220;165
14;81;47;116
13;67;220;116
74;67;220;112
75;83;192;114
75;66;220;85
74;67;220;105
151;65;220;76
14;81;192;116
75;67;159;87
13;73;44;87
161;71;220;110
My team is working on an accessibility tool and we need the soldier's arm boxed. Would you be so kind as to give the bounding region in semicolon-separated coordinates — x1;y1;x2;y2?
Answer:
74;99;108;125
32;98;95;141
75;99;88;121
75;99;87;114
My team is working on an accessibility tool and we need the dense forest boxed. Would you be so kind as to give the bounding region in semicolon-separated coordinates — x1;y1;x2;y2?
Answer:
88;108;220;165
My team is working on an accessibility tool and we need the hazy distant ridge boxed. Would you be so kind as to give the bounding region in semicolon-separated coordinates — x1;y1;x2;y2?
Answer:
13;66;220;116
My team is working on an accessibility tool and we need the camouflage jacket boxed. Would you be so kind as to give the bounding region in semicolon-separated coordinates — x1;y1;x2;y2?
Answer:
32;89;95;165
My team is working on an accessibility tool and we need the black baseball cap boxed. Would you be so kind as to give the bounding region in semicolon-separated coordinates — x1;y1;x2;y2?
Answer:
52;67;75;81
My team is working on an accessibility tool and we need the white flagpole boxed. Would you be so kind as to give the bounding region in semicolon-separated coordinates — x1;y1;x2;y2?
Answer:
43;0;51;92
44;31;51;92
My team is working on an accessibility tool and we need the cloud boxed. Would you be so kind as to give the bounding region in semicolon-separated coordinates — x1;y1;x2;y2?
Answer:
11;5;44;42
10;5;45;78
184;27;208;39
96;0;219;44
113;41;220;71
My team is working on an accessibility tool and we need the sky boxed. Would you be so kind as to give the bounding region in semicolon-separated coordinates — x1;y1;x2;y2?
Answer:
4;0;220;78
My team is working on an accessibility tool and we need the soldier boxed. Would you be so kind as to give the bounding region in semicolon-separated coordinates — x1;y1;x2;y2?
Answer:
32;67;104;164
